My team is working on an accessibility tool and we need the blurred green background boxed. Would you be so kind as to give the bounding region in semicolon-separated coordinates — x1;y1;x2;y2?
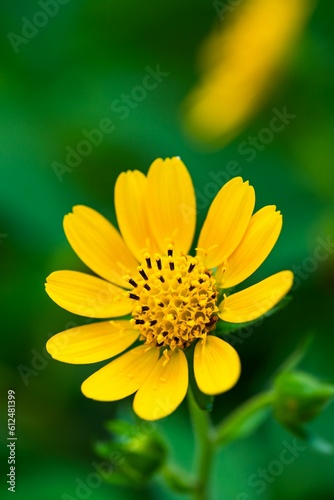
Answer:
1;1;334;499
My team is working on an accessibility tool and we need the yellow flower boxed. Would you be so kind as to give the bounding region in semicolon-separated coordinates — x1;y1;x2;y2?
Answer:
45;157;293;420
184;0;314;146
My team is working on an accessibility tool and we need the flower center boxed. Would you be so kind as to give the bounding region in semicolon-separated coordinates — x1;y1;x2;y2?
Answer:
126;247;219;350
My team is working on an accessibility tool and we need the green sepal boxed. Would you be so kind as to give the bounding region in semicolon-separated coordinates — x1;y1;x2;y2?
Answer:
214;317;261;336
273;370;334;427
93;419;168;487
104;419;135;436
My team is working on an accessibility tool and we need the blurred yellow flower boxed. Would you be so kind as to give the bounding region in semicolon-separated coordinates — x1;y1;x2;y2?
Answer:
184;0;314;146
45;157;293;420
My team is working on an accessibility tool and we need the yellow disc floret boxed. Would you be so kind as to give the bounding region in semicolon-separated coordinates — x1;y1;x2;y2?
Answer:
126;247;219;350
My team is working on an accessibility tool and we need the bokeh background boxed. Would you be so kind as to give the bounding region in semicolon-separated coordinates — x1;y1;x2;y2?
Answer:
1;0;334;499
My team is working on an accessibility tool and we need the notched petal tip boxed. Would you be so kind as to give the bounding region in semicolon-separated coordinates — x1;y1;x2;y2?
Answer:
219;270;294;323
45;338;56;359
283;269;294;286
197;175;255;268
45;270;62;284
45;321;139;365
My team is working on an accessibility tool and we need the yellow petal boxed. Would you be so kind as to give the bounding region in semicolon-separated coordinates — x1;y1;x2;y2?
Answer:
63;205;138;288
184;0;313;146
219;270;294;323
46;320;139;364
45;271;133;318
146;157;196;255
115;170;159;262
197;177;255;268
133;348;188;420
81;345;159;401
194;335;241;395
218;206;282;288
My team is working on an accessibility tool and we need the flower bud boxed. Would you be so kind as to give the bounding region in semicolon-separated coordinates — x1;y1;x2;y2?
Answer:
273;371;334;430
94;420;167;486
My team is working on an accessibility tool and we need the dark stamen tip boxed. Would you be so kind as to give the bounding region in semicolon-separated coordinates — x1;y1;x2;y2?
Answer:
156;258;162;270
167;248;173;257
158;275;165;283
129;278;138;288
150;320;157;326
135;319;145;325
145;257;152;269
142;306;149;312
129;293;140;300
144;284;151;291
205;315;218;328
169;262;175;271
139;269;148;280
188;263;195;273
158;302;164;307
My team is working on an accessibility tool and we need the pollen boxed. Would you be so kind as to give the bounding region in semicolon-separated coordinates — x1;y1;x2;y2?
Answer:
127;248;219;350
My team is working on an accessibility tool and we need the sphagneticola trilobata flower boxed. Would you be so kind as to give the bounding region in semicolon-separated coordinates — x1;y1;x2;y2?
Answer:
46;157;293;420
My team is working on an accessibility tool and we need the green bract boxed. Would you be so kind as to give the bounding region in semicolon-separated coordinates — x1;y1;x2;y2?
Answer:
273;371;334;430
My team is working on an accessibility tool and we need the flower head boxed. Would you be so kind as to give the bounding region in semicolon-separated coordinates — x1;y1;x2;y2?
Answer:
46;157;293;420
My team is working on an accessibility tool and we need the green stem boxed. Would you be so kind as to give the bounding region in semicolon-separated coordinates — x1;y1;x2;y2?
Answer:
163;390;274;497
215;391;274;447
160;463;194;494
187;389;215;500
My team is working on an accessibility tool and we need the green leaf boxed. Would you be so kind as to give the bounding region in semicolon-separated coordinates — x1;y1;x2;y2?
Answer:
275;333;314;375
105;419;135;437
285;426;334;455
215;392;274;447
160;465;194;494
306;432;334;455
